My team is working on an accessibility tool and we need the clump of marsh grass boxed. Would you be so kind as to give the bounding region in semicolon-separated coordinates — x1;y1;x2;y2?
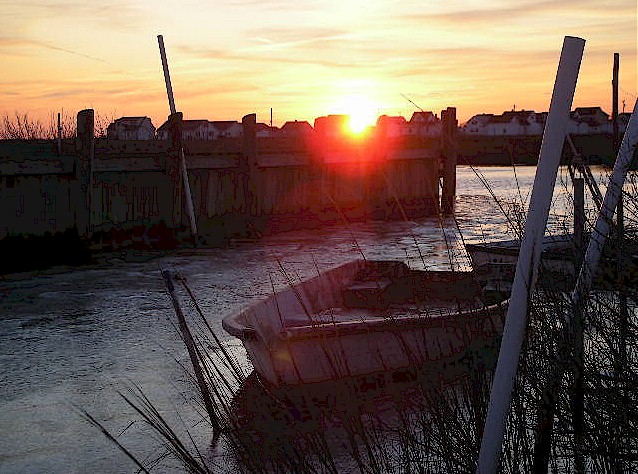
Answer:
85;164;638;473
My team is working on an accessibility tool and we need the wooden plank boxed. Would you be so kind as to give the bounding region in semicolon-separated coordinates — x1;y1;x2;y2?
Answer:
185;155;240;169
257;153;310;167
0;156;74;175
93;157;163;172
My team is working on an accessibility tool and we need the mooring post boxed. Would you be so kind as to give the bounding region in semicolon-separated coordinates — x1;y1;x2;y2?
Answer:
166;112;184;230
75;109;94;239
440;107;457;215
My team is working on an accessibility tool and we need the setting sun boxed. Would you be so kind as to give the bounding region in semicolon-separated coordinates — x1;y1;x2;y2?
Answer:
333;94;379;135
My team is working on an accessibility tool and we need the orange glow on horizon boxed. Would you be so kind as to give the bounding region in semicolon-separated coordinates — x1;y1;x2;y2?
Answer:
0;2;635;128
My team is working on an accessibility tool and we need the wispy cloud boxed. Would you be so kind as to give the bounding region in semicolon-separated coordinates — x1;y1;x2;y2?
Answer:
176;44;371;70
399;0;634;26
0;0;634;124
9;0;145;32
221;0;323;9
244;27;352;48
0;36;107;62
396;0;636;31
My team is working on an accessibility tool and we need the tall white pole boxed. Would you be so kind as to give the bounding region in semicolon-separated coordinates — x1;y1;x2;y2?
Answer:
157;35;198;237
476;36;585;473
571;100;638;308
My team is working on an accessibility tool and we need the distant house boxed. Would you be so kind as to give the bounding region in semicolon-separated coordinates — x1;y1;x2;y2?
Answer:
281;120;314;137
157;119;210;140
255;123;279;138
156;119;243;140
107;117;155;140
485;110;544;136
408;111;441;137
568;107;612;134
182;120;216;140
210;121;243;139
571;107;610;125
376;115;409;137
461;114;494;135
462;111;544;136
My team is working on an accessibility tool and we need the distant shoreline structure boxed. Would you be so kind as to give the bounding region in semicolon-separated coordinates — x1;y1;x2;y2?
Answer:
102;106;629;142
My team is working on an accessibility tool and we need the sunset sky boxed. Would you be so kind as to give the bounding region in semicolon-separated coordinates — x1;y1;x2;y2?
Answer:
1;0;636;128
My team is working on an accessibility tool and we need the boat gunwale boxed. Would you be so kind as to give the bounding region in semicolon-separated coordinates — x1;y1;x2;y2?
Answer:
222;259;508;344
279;298;508;342
466;242;575;261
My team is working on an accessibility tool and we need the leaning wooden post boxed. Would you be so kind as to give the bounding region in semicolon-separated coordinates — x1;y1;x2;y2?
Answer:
569;100;638;471
571;100;638;321
161;270;221;441
75;109;95;239
157;35;198;238
440;107;457;215
477;36;585;474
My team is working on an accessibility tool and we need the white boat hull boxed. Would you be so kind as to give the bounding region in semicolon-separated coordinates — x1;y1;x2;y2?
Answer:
224;260;508;386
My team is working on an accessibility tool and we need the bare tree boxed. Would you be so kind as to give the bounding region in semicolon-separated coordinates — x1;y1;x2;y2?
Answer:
0;110;116;140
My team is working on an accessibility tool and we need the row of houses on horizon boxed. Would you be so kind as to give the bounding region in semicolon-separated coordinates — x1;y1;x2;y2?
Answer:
106;107;632;141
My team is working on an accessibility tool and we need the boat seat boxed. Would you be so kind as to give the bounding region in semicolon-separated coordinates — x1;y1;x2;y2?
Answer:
343;279;392;309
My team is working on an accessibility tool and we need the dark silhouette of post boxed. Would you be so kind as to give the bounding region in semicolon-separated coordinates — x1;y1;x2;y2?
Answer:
241;113;259;225
75;109;94;238
612;53;620;155
166;112;184;230
157;34;198;239
572;167;586;474
441;107;457;215
612;52;628;473
242;113;257;168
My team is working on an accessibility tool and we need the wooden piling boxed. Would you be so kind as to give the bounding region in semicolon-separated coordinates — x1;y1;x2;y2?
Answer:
75;109;94;238
440;107;457;215
242;113;257;168
165;112;184;230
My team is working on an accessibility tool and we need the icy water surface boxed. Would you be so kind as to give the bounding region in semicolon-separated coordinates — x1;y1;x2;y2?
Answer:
0;166;614;472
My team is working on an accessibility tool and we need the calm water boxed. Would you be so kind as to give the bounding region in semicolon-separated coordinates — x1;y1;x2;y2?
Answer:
0;165;613;473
